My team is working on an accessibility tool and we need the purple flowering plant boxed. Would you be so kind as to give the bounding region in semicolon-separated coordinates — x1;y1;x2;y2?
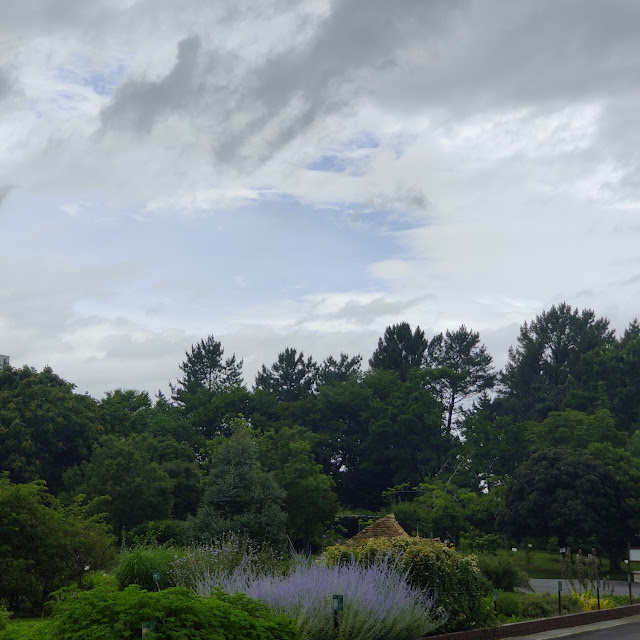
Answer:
172;541;444;640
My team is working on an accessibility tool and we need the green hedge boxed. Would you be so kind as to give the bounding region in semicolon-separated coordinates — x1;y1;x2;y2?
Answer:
325;537;493;632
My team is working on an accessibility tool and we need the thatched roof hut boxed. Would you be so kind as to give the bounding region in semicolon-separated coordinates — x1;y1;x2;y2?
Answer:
346;513;410;545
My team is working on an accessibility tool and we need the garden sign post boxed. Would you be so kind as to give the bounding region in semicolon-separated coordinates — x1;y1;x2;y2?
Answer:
332;594;343;637
557;581;562;616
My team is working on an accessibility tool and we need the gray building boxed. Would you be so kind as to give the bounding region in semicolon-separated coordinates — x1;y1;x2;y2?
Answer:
0;354;9;366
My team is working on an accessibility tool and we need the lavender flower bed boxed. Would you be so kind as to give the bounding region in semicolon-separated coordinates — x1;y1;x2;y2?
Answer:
172;545;444;640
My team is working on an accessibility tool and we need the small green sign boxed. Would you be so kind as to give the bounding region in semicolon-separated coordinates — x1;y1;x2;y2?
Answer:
152;572;162;582
332;594;343;611
141;621;157;635
557;581;563;592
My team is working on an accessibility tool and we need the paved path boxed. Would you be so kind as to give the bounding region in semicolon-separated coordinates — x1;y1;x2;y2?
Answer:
504;615;640;639
528;578;640;596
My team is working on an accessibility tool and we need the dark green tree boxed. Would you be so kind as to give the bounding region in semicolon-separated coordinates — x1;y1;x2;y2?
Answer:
65;435;174;531
500;303;614;421
0;476;115;614
254;348;317;402
172;336;244;402
98;389;153;437
369;322;427;381
313;368;450;509
565;321;640;434
501;448;619;550
426;325;496;434
187;425;287;548
0;365;101;493
277;440;338;553
317;352;362;387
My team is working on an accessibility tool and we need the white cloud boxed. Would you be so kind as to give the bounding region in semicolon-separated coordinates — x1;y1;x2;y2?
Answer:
2;0;640;396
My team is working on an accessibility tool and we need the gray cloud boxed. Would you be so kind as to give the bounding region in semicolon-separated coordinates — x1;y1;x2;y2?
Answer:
100;35;202;134
0;68;11;100
0;185;14;206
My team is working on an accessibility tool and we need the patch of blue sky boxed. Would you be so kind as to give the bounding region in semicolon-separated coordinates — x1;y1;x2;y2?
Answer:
345;204;427;234
54;58;127;97
306;132;380;174
306;154;350;173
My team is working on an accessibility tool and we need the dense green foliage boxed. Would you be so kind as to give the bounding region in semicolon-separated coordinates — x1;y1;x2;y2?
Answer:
47;584;301;640
0;477;115;614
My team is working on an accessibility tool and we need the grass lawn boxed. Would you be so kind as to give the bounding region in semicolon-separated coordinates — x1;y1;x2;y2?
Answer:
496;548;640;581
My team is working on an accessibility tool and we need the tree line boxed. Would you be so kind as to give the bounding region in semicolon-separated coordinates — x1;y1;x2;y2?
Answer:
2;301;640;579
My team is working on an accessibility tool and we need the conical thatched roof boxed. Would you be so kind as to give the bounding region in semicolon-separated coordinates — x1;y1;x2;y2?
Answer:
347;513;410;545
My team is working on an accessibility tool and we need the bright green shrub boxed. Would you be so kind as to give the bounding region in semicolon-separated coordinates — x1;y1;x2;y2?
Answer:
325;537;493;632
476;553;531;592
0;618;53;640
496;591;523;618
114;545;180;591
82;572;118;590
47;584;301;640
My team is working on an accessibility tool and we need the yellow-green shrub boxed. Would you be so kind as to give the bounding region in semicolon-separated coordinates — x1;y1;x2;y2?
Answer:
325;537;493;632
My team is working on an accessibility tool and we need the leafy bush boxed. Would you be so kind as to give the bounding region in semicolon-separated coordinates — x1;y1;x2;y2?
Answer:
47;584;301;640
185;552;443;640
496;591;523;618
476;553;531;592
82;572;118;590
324;537;493;633
114;545;180;591
520;592;582;619
0;603;10;631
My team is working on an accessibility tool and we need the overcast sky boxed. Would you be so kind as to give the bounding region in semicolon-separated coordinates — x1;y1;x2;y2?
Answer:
2;0;639;398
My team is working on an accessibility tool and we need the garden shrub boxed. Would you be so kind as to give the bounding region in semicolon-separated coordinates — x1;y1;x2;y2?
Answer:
578;591;613;610
476;553;531;592
496;591;523;618
47;584;301;640
519;592;582;619
0;603;10;631
114;545;180;591
325;537;493;633
81;572;118;590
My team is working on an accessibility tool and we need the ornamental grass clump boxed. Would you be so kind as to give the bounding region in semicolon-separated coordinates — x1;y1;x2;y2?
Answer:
170;533;284;592
114;544;180;591
180;552;443;640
